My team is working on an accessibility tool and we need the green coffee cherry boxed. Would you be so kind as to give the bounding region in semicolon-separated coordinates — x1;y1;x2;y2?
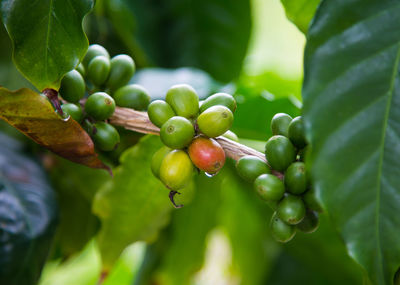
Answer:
85;92;115;120
200;93;236;113
148;100;176;128
76;63;86;77
83;44;110;67
297;210;319;233
92;122;120;151
303;188;323;213
277;194;306;225
160;116;194;149
288;116;306;148
59;70;85;103
236;156;270;182
271;113;292;137
61;103;83;122
87;56;111;86
270;212;296;243
298;145;308;162
254;174;285;201
265;135;296;172
284;162;308;195
222;130;239;142
151;146;171;178
165;84;199;119
160;150;193;190
197;105;233;138
113;84;150;111
106;54;136;91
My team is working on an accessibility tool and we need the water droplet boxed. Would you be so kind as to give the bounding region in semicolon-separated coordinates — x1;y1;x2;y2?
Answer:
205;172;217;178
61;115;70;122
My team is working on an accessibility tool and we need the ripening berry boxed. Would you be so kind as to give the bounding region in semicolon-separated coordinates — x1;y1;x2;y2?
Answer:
160;150;193;190
113;84;150;111
200;93;236;113
151;146;171;178
165;84;199;119
277;194;306;225
59;70;85;103
270;212;296;243
160;116;194;149
271;113;292;137
236;156;270;182
254;174;285;201
188;137;225;174
85;92;116;120
265;135;296;172
91;122;120;151
106;54;136;91
197;105;233;138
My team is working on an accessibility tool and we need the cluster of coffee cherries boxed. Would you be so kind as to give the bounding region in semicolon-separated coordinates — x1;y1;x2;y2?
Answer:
236;113;322;243
148;84;237;207
58;44;150;151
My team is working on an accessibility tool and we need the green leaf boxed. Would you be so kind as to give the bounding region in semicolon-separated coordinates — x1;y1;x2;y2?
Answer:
124;0;251;82
1;0;94;91
0;133;58;285
302;1;400;283
0;87;108;170
280;0;320;33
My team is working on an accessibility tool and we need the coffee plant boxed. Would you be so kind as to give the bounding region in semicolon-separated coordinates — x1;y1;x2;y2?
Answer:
0;0;399;285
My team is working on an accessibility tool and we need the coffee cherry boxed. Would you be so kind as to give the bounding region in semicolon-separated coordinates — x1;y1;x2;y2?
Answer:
303;188;323;213
284;162;308;195
160;116;194;149
200;93;236;113
151;146;171;178
297;210;319;233
148;100;175;128
85;92;115;120
61;103;83;122
113;84;150;111
106;54;136;91
188;137;225;174
222;130;239;142
298;145;308;162
91;122;120;151
83;44;110;67
254;174;285;201
271;113;292;137
270;212;296;243
288;116;306;148
277;194;306;225
76;63;86;77
165;84;199;119
265;135;296;172
59;70;85;103
87;56;111;86
236;156;270;182
197;105;233;138
160;150;193;190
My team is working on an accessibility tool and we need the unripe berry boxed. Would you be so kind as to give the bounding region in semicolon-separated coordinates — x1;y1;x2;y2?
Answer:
270;212;296;243
188;137;225;174
288;116;306;148
76;63;86;77
303;188;323;213
87;56;111;86
61;103;83;122
151;146;171;178
236;156;270;182
284;162;308;195
148;100;175;128
106;54;136;91
160;116;194;149
83;44;110;67
113;84;150;111
265;135;296;172
271;113;292;137
200;93;236;113
222;130;239;142
160;150;193;190
297;210;319;233
298;145;309;162
197;105;233;138
59;70;85;103
166;84;199;119
85;92;115;120
91;122;120;151
254;174;285;201
277;194;306;225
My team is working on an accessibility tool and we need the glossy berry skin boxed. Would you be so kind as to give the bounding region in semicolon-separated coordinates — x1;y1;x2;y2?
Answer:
270;212;296;243
148;100;175;128
59;70;85;103
254;174;285;201
236;156;270;182
85;92;116;120
160;150;193;190
87;56;111;86
76;63;86;77
222;130;239;142
271;113;293;137
113;84;150;111
91;122;120;151
284;162;308;195
288;116;306;148
83;44;110;67
165;84;199;119
188;137;225;174
265;135;296;172
277;194;306;225
303;188;323;213
151;146;171;178
61;103;83;122
197;105;233;138
106;54;136;91
200;93;236;113
160;116;195;149
297;210;319;233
